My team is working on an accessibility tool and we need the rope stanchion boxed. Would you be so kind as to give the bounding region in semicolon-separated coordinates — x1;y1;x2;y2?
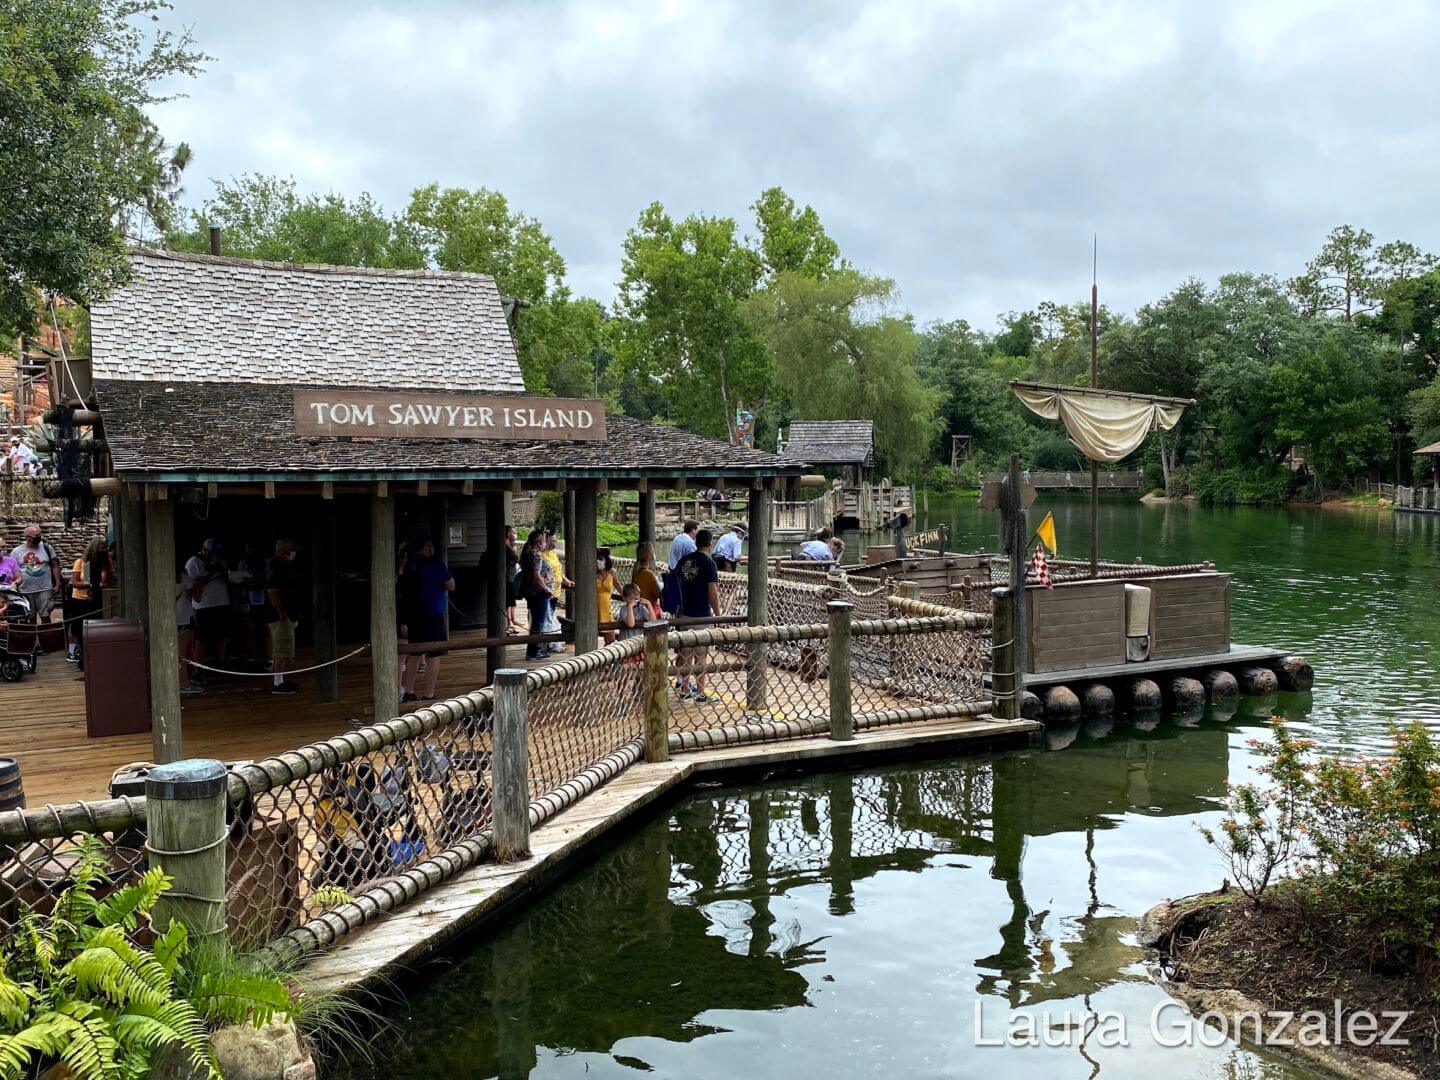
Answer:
184;643;369;678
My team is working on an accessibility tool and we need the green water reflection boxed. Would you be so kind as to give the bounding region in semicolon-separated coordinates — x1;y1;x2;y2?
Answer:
336;716;1311;1078
333;499;1429;1078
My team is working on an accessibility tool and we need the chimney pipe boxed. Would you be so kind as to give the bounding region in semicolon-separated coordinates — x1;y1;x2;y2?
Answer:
208;226;222;256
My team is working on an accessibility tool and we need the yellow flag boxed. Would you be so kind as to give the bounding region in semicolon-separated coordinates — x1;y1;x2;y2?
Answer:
1033;511;1057;556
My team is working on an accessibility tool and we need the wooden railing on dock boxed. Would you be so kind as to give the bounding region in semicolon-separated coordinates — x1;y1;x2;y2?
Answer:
983;469;1144;492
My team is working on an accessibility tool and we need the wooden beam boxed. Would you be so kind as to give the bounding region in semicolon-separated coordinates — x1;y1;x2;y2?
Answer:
509;479;522;494
416;479;428;497
205;482;218;499
370;494;398;723
553;478;566;492
116;492;147;624
638;489;656;550
263;481;276;500
595;478;609;493
492;670;530;861
485;494;508;684
462;479;474;496
321;481;334;500
571;482;598;655
634;478;649;493
746;486;770;710
145;483;166;501
144;496;181;763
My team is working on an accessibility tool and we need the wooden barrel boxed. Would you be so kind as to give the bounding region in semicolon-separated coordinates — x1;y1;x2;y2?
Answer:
0;758;24;811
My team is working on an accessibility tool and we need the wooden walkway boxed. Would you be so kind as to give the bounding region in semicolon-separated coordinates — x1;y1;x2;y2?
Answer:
0;639;563;806
304;713;1040;995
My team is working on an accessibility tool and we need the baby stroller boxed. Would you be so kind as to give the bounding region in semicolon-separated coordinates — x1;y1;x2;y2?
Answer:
0;585;40;682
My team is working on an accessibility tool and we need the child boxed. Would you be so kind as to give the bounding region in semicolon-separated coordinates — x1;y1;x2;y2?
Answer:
596;548;620;644
619;581;658;642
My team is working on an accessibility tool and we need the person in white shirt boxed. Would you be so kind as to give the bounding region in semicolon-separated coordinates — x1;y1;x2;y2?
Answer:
183;538;231;672
667;520;699;570
713;523;746;571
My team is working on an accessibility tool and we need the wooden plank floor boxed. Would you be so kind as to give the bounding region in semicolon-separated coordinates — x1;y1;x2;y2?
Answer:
305;713;1040;995
995;643;1289;690
0;638;565;807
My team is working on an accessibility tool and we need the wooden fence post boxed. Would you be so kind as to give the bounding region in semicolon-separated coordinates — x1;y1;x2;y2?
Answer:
828;600;854;741
897;581;920;601
643;621;670;763
146;759;228;941
746;486;770;712
991;586;1021;720
492;669;530;861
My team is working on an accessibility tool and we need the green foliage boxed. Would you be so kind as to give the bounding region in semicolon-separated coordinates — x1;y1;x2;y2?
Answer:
751;187;843;280
0;0;206;337
0;836;295;1080
536;492;563;534
1202;721;1440;963
744;270;938;474
615;202;768;440
1184;463;1296;505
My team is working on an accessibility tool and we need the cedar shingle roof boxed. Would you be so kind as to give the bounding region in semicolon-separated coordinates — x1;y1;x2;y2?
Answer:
90;250;524;392
778;420;875;467
97;380;804;480
1415;440;1440;456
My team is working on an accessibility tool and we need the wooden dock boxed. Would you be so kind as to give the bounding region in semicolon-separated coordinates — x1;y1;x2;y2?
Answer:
303;712;1041;996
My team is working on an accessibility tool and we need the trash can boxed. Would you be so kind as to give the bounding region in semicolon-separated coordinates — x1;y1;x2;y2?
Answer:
84;620;151;738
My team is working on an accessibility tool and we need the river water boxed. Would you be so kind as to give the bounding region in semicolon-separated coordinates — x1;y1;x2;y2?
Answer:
333;499;1439;1079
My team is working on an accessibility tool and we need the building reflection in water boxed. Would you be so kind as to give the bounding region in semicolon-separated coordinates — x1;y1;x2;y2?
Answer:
335;718;1246;1078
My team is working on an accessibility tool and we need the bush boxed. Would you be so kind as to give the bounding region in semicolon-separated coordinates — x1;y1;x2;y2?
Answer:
1201;720;1440;963
1184;463;1297;505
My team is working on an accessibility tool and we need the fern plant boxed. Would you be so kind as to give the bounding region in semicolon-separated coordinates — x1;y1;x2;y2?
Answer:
0;836;295;1080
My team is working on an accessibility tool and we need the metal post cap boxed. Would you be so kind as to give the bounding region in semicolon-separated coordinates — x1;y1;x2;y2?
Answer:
145;759;228;801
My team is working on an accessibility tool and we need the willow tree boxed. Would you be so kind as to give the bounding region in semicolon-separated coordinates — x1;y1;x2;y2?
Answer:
744;270;938;474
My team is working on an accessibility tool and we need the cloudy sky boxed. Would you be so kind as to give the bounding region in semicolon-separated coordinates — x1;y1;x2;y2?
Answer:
151;0;1439;327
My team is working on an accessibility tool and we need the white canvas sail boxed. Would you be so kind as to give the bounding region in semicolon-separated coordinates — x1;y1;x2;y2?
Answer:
1011;382;1192;463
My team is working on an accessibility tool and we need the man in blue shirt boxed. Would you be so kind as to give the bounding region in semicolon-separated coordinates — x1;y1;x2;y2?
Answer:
402;537;454;702
667;520;699;569
713;522;746;572
674;529;720;702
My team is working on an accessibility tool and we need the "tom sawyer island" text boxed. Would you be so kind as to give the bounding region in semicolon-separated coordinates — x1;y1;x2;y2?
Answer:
293;389;607;442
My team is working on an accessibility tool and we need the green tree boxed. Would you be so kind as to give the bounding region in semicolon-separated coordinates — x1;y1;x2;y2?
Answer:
751;187;843;280
0;0;206;336
1267;332;1388;494
169;175;422;268
744;270;938;473
915;319;1026;465
614;202;768;440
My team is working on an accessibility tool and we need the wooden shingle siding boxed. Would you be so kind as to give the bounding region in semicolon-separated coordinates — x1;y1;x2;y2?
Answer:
1025;579;1126;673
1144;573;1231;659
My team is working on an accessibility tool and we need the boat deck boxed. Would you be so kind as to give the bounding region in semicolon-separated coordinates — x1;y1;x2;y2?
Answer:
983;643;1290;691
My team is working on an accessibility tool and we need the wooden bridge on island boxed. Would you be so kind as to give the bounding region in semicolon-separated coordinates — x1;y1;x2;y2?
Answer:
982;469;1145;493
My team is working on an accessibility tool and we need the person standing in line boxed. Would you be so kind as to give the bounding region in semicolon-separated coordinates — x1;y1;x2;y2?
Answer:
541;530;572;652
65;539;112;666
265;537;302;696
668;520;699;570
0;533;19;587
184;538;231;677
713;522;746;572
595;548;620;645
631;542;662;607
402;537;454;701
504;524;520;634
175;567;202;695
10;524;60;621
519;530;551;661
675;528;721;703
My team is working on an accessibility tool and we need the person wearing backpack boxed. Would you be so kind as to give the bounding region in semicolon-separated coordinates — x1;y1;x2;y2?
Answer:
9;525;61;621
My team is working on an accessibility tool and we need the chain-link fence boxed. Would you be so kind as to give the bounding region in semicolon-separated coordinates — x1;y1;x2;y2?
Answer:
0;593;997;961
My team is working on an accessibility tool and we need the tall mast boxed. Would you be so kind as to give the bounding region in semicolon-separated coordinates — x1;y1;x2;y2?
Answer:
1089;236;1099;578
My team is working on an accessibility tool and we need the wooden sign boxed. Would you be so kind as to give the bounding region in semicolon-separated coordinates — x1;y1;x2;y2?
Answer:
293;389;607;442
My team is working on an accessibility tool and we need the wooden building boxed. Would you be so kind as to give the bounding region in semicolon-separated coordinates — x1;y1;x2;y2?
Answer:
778;420;875;483
90;250;805;766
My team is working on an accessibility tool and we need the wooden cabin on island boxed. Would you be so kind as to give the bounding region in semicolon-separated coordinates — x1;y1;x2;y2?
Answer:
79;250;805;775
774;420;910;536
1395;441;1440;513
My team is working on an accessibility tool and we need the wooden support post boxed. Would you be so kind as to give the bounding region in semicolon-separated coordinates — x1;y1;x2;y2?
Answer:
144;496;182;763
1003;453;1028;681
562;489;577;583
370;493;398;723
117;493;147;623
828;600;854;741
492;669;530;861
638;489;656;550
643;621;670;762
146;759;227;940
897;581;921;601
485;494;507;685
572;481;599;654
311;503;339;702
991;586;1021;720
746;486;770;711
430;493;449;636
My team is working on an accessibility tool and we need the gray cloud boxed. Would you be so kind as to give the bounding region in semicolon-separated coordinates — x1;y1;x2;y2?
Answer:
151;0;1440;329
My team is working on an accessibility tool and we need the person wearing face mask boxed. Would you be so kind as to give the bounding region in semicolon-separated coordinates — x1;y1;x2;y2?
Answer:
264;538;302;695
595;548;620;644
10;524;60;620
